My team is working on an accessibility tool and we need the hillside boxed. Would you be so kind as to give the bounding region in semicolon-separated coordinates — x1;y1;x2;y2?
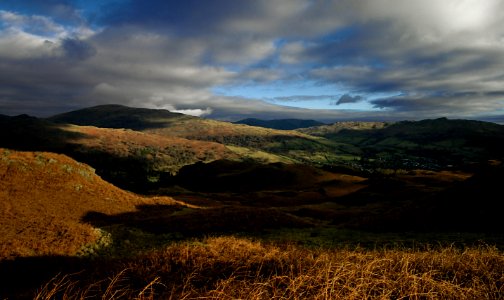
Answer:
298;121;389;136
234;118;324;130
307;118;504;169
48;105;353;165
0;115;240;191
1;111;503;299
0;149;180;259
48;105;320;143
47;105;504;173
48;104;192;130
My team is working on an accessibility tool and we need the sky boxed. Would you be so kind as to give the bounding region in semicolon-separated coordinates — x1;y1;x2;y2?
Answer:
1;0;504;122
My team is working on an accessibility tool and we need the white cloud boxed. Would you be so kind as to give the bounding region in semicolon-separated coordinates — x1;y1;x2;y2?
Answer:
171;107;213;117
0;10;67;37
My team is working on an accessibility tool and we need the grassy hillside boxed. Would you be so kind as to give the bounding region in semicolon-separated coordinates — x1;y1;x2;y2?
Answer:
0;115;240;191
48;104;191;130
316;118;504;169
172;159;363;193
298;121;389;136
235;118;325;130
49;105;357;165
1;108;503;299
0;148;179;259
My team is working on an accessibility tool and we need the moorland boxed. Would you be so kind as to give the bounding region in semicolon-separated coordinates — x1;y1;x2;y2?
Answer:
0;104;503;299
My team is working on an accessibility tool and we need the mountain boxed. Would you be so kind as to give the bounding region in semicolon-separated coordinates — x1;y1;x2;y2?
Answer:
234;118;325;130
48;104;191;130
0;148;179;259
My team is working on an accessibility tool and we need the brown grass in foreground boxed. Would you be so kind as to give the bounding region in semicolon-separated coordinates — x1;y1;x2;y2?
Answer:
36;236;504;299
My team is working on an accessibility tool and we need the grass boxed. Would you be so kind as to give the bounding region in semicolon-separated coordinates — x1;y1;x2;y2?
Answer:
0;148;180;259
31;236;503;299
262;227;504;250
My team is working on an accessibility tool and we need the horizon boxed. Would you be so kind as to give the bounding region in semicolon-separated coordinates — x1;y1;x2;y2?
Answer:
4;103;504;125
1;1;504;122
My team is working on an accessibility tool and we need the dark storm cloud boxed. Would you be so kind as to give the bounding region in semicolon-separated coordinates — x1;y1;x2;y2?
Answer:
270;95;340;102
62;38;96;60
333;94;363;105
1;0;504;119
204;96;395;122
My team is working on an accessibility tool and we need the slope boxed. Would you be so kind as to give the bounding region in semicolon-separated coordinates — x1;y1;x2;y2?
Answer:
47;104;192;130
49;105;353;164
0;149;180;259
0;114;239;191
314;118;504;169
234;118;324;130
298;121;389;136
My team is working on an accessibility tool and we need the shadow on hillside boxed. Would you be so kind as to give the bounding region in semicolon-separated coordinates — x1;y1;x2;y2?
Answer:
0;114;87;152
48;104;187;131
0;256;91;299
0;114;164;192
82;204;312;237
328;165;504;233
51;114;177;131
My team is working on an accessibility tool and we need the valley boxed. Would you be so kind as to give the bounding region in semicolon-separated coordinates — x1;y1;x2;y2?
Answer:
1;105;503;299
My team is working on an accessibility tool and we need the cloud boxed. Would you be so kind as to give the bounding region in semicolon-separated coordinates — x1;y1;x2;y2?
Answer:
1;1;504;121
333;94;363;105
269;95;340;103
1;0;85;25
172;108;213;117
370;92;504;116
0;10;66;36
61;38;96;60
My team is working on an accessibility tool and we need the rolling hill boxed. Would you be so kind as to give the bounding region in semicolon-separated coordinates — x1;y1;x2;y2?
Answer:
297;121;389;136
299;118;504;170
47;104;191;130
2;106;503;299
234;118;325;130
0;114;239;191
48;105;353;165
0;148;180;259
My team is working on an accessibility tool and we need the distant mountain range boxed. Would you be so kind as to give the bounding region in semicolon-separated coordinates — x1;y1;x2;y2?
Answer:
234;118;325;130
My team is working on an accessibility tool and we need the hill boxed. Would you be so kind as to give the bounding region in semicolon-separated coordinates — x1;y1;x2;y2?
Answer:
315;118;504;169
234;118;324;130
46;105;504;174
172;159;364;193
298;121;389;136
0;148;180;259
47;104;191;130
48;105;353;165
0;115;239;191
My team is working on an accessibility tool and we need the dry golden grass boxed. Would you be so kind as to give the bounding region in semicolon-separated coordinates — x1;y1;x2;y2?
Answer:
63;124;239;172
0;148;181;259
35;236;504;299
144;118;309;139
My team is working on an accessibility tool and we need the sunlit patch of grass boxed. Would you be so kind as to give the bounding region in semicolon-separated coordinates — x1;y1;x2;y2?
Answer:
225;145;295;164
33;236;503;299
